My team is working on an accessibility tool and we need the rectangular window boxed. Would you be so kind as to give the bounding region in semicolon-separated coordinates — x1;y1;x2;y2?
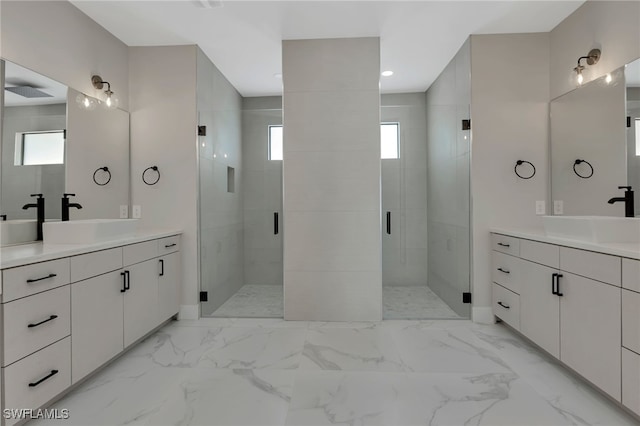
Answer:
269;125;283;161
15;130;65;166
636;118;640;156
268;123;400;160
381;122;399;159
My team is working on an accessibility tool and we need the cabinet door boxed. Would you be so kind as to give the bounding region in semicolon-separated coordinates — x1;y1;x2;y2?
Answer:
519;259;560;358
124;259;159;347
158;252;180;321
71;270;124;383
560;272;621;400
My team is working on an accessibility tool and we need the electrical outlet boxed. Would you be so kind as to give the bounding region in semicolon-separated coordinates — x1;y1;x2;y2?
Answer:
535;201;546;215
553;200;564;215
119;205;128;219
132;205;142;219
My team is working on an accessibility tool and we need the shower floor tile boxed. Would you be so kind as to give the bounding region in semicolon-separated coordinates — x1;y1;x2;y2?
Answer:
211;285;284;318
383;286;461;319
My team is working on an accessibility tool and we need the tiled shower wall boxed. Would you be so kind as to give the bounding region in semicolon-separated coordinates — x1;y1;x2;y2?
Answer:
425;38;471;318
381;93;428;287
241;97;283;286
197;48;244;316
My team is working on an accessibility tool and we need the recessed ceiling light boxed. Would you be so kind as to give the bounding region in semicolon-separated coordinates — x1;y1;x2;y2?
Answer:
381;70;394;77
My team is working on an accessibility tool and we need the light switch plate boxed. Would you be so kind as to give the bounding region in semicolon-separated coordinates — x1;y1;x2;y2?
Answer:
535;201;545;215
119;205;128;219
553;200;564;215
132;205;142;219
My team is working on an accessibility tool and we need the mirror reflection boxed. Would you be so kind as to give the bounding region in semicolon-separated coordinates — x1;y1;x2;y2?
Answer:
627;58;640;215
1;59;131;246
550;66;629;216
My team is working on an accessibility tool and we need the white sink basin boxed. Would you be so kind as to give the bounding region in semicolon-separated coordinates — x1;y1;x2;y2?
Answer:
543;216;640;243
0;219;37;246
43;219;138;244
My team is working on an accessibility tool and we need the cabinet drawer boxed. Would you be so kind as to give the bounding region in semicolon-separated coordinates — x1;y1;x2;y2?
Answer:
2;337;71;426
520;239;559;269
2;258;70;303
623;258;640;292
3;286;71;366
158;235;180;255
491;234;519;256
623;289;640;354
491;252;521;294
70;247;123;282
123;240;158;266
622;347;640;416
492;283;520;330
559;247;621;286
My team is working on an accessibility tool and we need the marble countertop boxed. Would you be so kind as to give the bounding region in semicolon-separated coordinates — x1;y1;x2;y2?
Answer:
491;228;640;260
0;229;182;269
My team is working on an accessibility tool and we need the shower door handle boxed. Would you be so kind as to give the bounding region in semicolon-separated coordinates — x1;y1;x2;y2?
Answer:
274;212;279;235
386;211;391;235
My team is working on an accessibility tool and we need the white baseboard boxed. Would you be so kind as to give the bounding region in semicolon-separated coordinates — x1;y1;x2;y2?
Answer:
178;304;199;320
472;307;495;324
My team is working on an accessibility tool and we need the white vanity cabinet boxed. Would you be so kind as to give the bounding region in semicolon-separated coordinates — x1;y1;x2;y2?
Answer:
622;258;640;416
0;232;181;423
491;232;631;405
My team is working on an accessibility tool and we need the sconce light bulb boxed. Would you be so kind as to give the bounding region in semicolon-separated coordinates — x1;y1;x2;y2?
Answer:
577;72;584;85
605;73;612;84
103;90;119;109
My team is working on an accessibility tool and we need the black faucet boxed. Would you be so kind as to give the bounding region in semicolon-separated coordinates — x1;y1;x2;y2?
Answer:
608;186;635;218
62;193;82;221
22;194;45;240
0;215;6;221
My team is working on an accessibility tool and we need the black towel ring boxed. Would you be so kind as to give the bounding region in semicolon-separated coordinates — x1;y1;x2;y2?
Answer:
142;166;160;185
514;160;536;179
573;159;594;179
93;166;111;186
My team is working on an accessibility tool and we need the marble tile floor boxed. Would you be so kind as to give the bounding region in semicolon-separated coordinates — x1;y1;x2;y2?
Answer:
31;318;637;426
209;285;461;320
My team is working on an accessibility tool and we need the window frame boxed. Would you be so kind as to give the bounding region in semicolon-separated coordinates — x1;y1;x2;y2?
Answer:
14;129;66;166
268;125;283;161
380;122;400;160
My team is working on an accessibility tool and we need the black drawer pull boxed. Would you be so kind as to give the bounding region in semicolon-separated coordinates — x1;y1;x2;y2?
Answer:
386;212;391;235
497;242;510;248
556;273;563;297
497;301;510;309
125;270;130;291
120;271;127;293
26;273;57;283
27;315;58;328
28;370;59;387
159;259;164;277
497;268;510;274
274;212;279;235
164;243;177;248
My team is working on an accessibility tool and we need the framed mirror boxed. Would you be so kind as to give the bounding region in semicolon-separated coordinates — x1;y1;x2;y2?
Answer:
0;59;130;246
550;66;629;216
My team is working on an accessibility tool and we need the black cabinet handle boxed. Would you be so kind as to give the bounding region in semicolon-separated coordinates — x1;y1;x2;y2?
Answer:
159;259;164;277
120;271;127;293
386;212;391;235
497;242;510;248
26;273;57;283
497;268;510;274
552;273;557;295
164;243;177;248
125;270;130;291
274;212;279;235
28;370;59;387
27;315;58;328
497;301;510;309
556;273;563;297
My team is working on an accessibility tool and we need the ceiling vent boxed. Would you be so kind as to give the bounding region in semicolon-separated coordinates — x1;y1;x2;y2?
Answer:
5;86;53;99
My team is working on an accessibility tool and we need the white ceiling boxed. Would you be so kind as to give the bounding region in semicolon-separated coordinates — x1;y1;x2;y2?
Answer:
70;0;585;97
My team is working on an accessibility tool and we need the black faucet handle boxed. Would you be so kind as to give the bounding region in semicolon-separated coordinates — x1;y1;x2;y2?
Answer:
63;193;76;198
618;186;632;191
30;193;43;198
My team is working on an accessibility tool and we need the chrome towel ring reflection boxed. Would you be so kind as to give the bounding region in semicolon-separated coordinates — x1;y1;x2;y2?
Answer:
573;159;594;179
142;166;160;185
93;167;111;186
514;160;536;179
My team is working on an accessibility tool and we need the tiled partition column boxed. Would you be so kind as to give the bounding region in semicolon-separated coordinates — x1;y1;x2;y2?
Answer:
282;37;382;321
